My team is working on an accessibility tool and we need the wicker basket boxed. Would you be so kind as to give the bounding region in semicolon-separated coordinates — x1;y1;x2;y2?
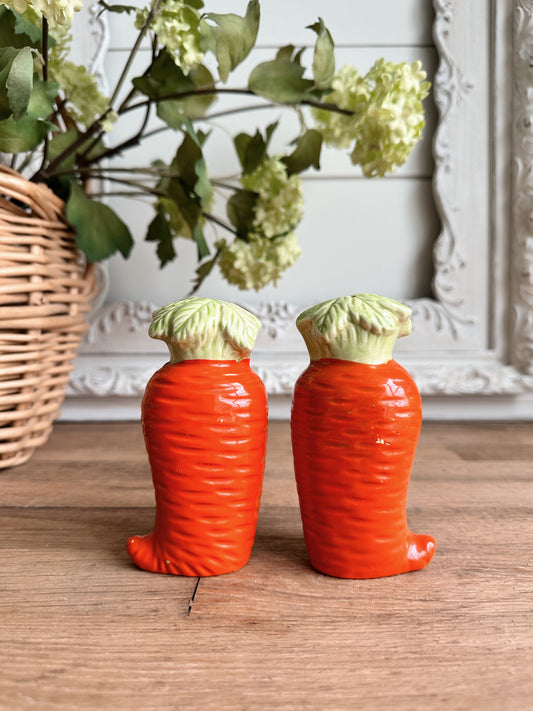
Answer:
0;166;98;469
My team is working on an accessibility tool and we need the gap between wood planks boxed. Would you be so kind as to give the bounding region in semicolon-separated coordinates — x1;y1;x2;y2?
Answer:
187;576;201;615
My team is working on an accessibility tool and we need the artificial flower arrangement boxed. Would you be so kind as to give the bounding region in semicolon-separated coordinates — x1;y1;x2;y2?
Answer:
0;0;430;291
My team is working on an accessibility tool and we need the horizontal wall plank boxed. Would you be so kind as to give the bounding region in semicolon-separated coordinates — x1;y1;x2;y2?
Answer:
105;177;438;305
105;0;434;51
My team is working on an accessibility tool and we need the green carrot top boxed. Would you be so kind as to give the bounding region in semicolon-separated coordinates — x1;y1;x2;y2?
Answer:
149;297;262;363
296;293;412;365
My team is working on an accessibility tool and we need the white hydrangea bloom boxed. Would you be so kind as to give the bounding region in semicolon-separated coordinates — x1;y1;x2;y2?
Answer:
312;65;369;149
48;58;116;131
3;0;83;26
241;156;304;238
136;0;204;75
2;0;27;14
218;233;302;291
313;59;430;177
350;59;430;177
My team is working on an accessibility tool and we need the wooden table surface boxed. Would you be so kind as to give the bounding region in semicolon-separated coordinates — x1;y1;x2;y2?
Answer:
0;420;532;711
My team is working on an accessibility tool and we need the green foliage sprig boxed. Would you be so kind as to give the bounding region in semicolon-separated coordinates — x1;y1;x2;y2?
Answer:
0;0;430;291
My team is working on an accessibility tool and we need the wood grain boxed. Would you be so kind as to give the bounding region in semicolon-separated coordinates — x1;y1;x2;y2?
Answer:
0;421;532;710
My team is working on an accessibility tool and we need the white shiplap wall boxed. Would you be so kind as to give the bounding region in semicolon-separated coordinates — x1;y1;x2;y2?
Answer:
100;0;439;308
66;0;533;421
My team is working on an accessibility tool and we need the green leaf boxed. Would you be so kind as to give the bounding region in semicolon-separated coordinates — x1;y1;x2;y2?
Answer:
14;12;43;44
155;102;186;131
47;129;106;170
248;58;314;103
158;195;193;240
0;7;41;50
276;45;295;62
189;248;221;294
0;74;59;153
66;182;133;263
152;162;210;266
205;0;260;82
282;129;323;175
0;47;33;120
174;131;200;189
157;176;203;244
47;129;79;167
234;130;266;174
146;209;176;267
295;48;306;65
133;50;194;100
97;1;137;15
0;115;55;152
274;45;304;66
152;130;213;260
226;189;257;236
173;122;213;207
182;64;216;118
234;121;278;174
307;18;335;89
265;120;279;147
156;64;216;128
183;0;204;9
27;77;58;119
192;220;210;259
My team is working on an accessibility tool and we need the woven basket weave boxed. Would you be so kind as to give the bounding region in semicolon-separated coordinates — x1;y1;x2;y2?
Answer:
0;165;98;469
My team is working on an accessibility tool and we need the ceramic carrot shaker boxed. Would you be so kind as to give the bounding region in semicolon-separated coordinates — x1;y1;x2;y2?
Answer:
127;297;268;576
291;293;435;578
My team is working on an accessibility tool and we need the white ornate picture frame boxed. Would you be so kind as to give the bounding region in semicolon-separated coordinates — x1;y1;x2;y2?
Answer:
64;0;533;420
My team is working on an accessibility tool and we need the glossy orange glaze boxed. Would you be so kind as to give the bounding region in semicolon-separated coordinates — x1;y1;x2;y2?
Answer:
127;359;268;576
291;358;435;579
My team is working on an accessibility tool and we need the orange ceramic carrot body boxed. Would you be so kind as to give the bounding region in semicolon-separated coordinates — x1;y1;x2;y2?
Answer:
127;357;267;577
292;294;435;579
292;357;435;578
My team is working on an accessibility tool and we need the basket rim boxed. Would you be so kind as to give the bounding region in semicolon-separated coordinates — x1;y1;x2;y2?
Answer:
0;165;67;223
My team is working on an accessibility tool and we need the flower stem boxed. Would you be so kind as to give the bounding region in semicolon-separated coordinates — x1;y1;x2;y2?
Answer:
42;17;48;82
38;87;354;180
203;212;239;236
139;103;279;139
33;112;110;180
33;0;163;180
108;0;163;110
85;173;165;195
120;87;259;115
200;103;278;122
121;88;354;117
49;165;179;180
38;17;50;174
18;150;37;173
88;190;153;199
211;180;239;191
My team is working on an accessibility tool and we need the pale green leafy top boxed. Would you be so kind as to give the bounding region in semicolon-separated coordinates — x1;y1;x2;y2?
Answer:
296;293;412;364
149;297;262;362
